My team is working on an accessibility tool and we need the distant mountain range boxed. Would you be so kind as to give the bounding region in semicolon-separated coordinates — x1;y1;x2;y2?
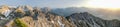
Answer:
51;7;120;20
0;5;119;27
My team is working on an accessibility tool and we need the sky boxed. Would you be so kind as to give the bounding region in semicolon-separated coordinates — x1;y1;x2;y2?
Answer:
0;0;86;8
0;0;120;8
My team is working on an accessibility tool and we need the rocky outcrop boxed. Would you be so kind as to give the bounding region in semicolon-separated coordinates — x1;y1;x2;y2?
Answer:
1;6;75;27
5;12;75;27
66;12;120;27
5;11;120;27
0;5;12;17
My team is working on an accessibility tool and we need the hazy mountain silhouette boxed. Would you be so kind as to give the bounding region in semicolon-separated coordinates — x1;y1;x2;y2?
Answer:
51;7;120;20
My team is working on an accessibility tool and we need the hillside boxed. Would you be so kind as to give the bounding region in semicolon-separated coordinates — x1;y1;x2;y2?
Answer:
0;5;119;27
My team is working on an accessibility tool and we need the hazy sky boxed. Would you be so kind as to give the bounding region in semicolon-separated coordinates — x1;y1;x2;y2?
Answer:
0;0;120;8
84;0;120;8
0;0;86;8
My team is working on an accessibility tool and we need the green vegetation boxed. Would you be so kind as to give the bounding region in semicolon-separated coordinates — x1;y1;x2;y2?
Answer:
0;13;5;17
14;18;28;27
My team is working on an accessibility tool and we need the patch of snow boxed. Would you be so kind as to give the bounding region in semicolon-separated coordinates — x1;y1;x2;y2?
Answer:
0;17;5;20
1;9;12;17
51;21;54;23
58;20;65;27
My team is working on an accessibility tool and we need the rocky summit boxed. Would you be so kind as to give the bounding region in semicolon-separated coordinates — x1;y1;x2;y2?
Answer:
0;5;119;27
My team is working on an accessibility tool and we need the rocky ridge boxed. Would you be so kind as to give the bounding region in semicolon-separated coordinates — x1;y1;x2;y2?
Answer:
0;5;119;27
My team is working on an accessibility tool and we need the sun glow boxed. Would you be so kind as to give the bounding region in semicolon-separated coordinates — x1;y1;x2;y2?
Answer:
107;8;120;11
84;0;120;8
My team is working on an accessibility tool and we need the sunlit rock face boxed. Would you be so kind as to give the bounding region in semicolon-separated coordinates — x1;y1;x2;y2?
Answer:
0;5;12;17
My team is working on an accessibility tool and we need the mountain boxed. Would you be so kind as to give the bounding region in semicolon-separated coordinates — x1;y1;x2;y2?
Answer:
0;5;119;27
51;7;120;20
51;7;90;17
66;12;120;27
4;6;75;27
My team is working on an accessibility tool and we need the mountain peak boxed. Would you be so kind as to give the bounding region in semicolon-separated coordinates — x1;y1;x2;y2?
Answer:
66;12;120;27
1;5;9;9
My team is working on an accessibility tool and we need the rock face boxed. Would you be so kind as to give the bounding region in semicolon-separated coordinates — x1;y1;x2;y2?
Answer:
0;5;120;27
0;5;12;17
5;10;75;27
66;12;120;27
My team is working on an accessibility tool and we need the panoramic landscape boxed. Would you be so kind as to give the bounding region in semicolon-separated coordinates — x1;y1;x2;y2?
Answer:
0;0;120;27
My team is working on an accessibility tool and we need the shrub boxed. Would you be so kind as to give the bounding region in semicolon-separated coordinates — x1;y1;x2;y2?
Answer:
14;18;28;27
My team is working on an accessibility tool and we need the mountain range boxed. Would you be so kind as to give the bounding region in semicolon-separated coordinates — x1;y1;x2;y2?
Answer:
0;5;119;27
